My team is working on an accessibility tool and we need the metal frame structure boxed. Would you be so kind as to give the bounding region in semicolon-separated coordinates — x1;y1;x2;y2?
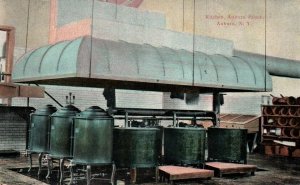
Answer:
0;25;44;104
110;107;217;127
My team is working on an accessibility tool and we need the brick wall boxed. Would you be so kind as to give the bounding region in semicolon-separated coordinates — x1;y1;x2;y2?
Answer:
222;93;263;115
116;90;163;109
12;86;163;128
13;85;107;110
163;92;212;111
12;86;163;111
0;111;27;152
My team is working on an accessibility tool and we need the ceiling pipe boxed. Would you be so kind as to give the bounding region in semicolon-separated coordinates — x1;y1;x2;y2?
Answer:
234;50;300;79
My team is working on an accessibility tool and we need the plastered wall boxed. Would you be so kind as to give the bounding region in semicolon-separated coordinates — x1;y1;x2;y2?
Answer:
140;0;300;60
0;0;50;49
139;0;300;113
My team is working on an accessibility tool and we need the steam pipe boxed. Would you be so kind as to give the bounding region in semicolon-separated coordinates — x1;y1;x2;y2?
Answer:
234;50;300;78
113;116;213;121
109;107;214;117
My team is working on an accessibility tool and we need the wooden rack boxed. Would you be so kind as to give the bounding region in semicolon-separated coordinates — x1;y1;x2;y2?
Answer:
261;105;300;158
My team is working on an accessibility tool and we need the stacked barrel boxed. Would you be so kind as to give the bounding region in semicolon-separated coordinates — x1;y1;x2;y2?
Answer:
262;95;300;139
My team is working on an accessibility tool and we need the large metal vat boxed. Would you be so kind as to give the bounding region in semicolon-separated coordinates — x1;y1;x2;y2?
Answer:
207;127;247;163
29;105;57;153
72;106;113;165
164;127;206;165
49;105;80;158
113;128;161;168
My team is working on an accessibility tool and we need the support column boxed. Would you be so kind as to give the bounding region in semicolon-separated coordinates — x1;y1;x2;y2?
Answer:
212;92;221;127
125;112;128;128
173;112;177;127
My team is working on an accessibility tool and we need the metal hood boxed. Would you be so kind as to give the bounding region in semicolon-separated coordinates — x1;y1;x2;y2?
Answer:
12;36;272;93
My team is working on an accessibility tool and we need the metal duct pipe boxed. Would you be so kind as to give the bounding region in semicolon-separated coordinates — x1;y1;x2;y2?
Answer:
234;50;300;78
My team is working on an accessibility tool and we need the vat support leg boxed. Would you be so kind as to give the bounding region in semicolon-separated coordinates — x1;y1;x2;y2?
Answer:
28;153;32;172
59;158;65;183
69;161;74;185
38;153;43;176
87;165;92;185
46;155;51;179
155;166;159;183
130;167;137;184
110;163;116;185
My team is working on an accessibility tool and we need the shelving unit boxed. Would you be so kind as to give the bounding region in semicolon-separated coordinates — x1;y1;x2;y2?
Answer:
261;104;300;158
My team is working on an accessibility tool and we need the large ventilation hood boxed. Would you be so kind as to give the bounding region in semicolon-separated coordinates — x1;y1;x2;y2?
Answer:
12;36;272;93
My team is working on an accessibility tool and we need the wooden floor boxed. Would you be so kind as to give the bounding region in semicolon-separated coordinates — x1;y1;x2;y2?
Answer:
205;162;257;177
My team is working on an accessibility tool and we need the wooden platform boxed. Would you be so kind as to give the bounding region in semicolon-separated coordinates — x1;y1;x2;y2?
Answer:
205;162;257;177
158;165;214;184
